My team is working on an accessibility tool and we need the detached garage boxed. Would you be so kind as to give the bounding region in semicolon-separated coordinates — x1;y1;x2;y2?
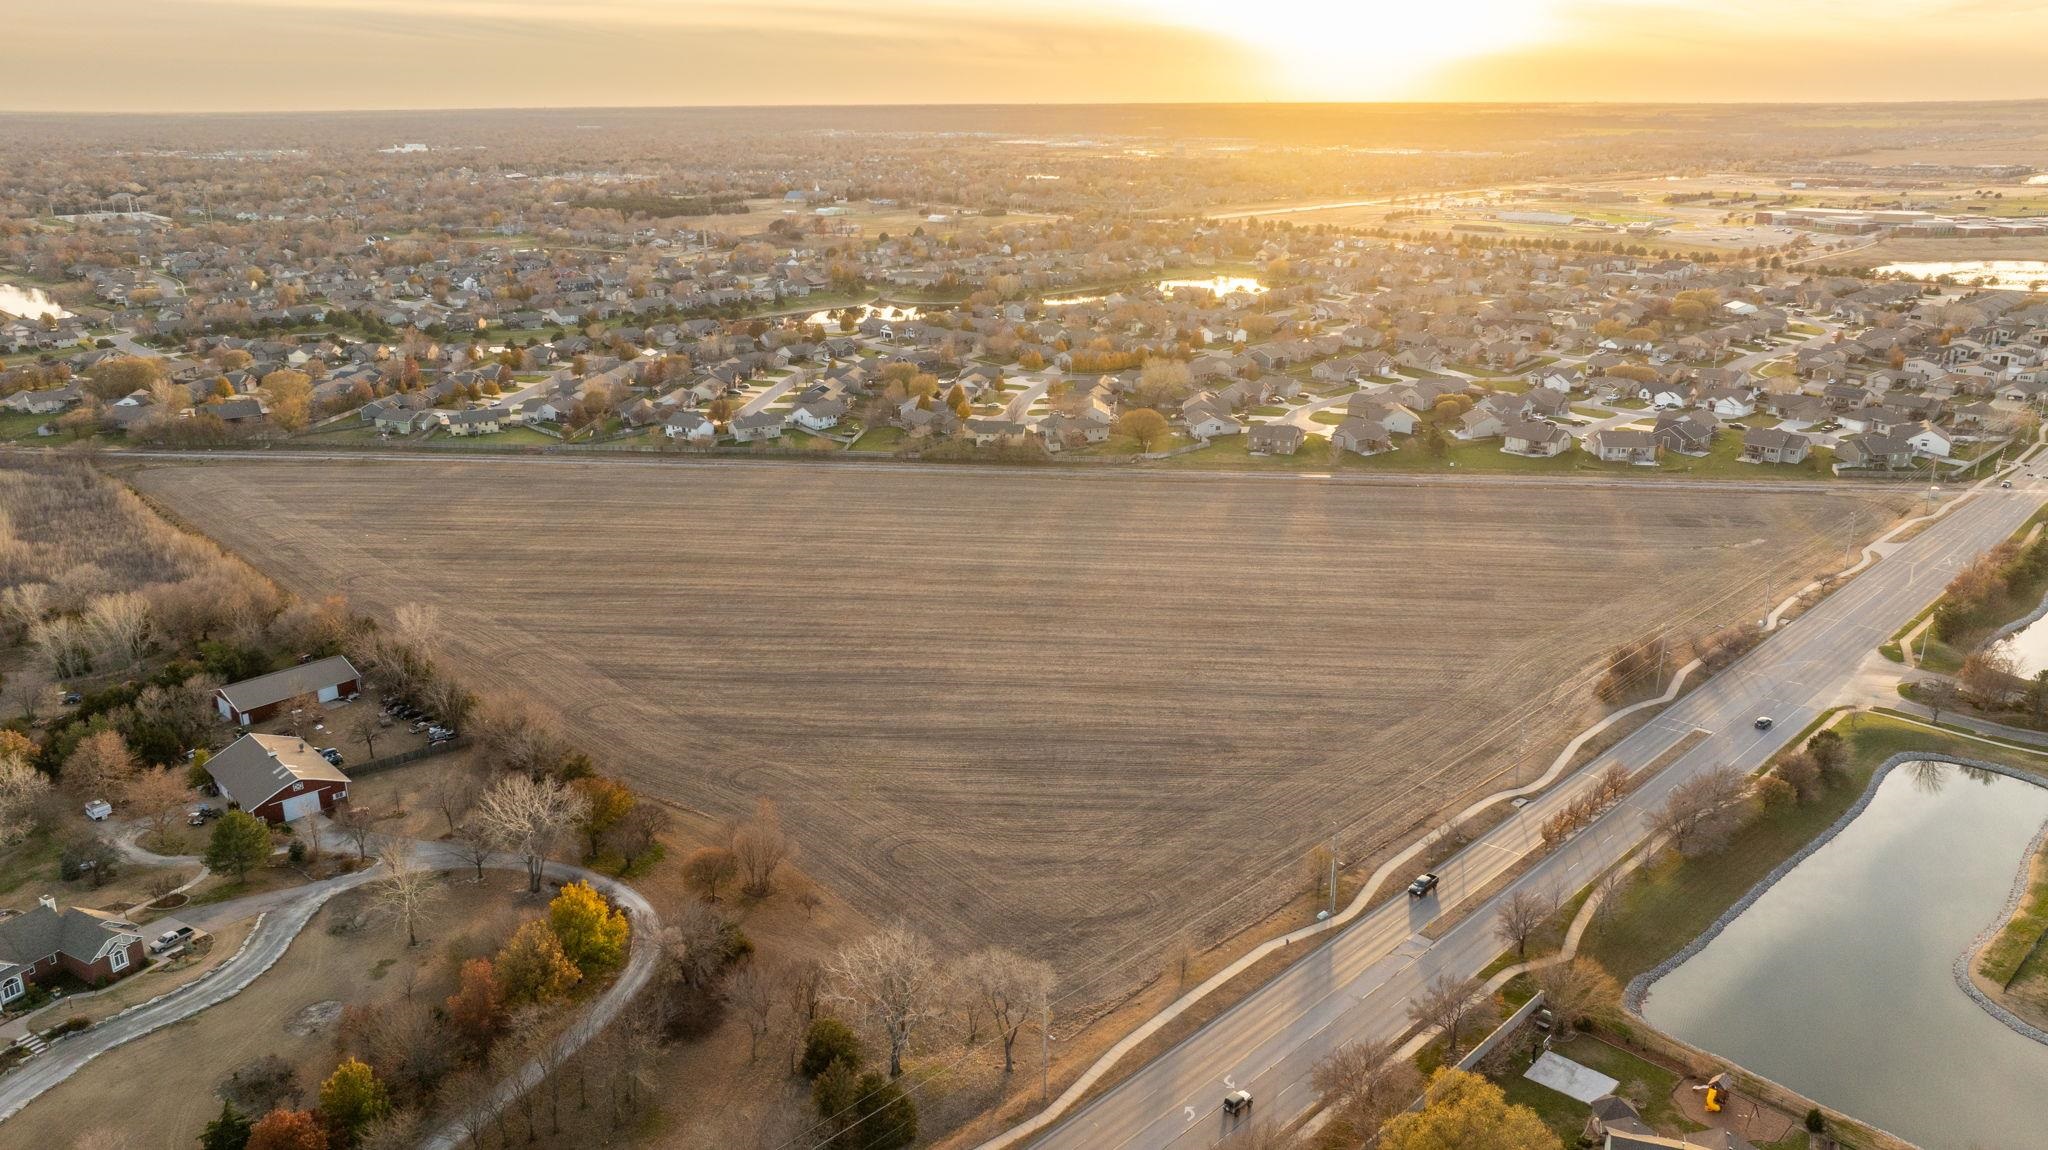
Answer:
214;654;362;727
205;733;351;825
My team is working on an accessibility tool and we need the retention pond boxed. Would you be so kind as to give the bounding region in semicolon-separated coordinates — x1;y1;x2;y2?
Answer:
1640;761;2048;1150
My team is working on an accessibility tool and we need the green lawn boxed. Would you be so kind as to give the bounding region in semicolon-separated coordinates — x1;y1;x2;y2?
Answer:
851;426;907;452
1496;1035;1697;1144
1979;839;2048;986
1151;435;1334;469
1584;713;2048;983
1310;411;1347;426
0;410;54;441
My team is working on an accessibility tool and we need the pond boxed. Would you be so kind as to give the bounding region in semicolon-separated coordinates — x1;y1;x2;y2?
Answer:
802;303;921;328
1641;762;2048;1150
1993;608;2048;677
1874;260;2048;290
1158;275;1267;299
0;283;71;321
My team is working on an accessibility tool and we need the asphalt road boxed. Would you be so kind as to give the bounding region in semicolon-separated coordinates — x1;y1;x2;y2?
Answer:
1023;464;2048;1150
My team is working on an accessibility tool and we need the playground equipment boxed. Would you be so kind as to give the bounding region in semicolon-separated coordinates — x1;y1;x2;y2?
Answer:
1691;1072;1735;1114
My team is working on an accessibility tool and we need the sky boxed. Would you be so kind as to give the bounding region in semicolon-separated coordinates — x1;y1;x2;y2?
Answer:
10;0;2048;112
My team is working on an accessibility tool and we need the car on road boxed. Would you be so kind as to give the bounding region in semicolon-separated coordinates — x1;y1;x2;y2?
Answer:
1753;716;1774;730
149;926;195;954
1222;1090;1253;1116
2002;480;2014;489
1407;872;1439;898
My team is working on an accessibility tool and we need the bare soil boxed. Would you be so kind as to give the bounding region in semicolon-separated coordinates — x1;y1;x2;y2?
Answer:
128;459;1909;1008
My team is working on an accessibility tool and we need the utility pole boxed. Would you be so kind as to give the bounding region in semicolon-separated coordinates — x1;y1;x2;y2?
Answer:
1328;831;1339;919
1041;1003;1051;1103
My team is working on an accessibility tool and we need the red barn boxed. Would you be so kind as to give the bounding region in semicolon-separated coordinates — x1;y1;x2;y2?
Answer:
205;733;351;824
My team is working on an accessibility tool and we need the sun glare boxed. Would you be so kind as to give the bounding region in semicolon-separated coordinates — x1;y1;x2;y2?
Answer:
1121;0;1560;98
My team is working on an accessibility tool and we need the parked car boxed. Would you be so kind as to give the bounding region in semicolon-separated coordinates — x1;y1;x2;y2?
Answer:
187;805;221;826
83;799;113;821
1222;1090;1253;1117
1407;872;1439;898
63;691;83;706
1753;716;1774;730
319;747;344;766
2002;480;2014;489
149;926;195;954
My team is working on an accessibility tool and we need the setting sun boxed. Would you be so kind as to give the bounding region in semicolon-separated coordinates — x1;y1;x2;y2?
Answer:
1121;0;1561;97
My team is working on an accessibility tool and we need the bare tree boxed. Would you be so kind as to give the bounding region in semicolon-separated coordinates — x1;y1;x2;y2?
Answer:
391;601;442;661
1311;1035;1422;1143
606;801;671;872
724;962;778;1062
432;769;484;835
1646;766;1751;856
1533;958;1621;1037
349;709;384;762
452;816;497;882
1493;887;1558;961
826;922;946;1078
953;946;1055;1074
472;693;571;779
0;665;52;721
778;956;824;1070
1920;677;1960;724
63;729;138;800
123;767;190;845
333;803;378;860
0;754;54;847
1406;972;1485;1061
472;773;588;893
85;592;153;669
730;797;793;897
372;845;441;947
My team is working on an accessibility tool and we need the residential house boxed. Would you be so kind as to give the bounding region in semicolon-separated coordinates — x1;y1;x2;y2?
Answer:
204;733;351;824
1740;427;1810;465
1329;418;1391;457
1585;427;1661;465
1183;404;1244;440
790;399;848;432
1501;419;1571;458
1834;432;1916;471
213;655;362;726
443;408;502;436
663;411;716;444
1247;423;1306;455
1904;421;1954;458
730;411;786;442
2;384;83;415
964;417;1031;446
1652;411;1718;456
0;899;145;1005
1454;406;1507;441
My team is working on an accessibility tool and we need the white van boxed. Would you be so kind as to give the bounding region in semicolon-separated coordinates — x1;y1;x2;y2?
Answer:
83;799;113;821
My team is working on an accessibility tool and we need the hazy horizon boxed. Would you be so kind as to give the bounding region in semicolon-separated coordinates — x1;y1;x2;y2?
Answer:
18;0;2048;114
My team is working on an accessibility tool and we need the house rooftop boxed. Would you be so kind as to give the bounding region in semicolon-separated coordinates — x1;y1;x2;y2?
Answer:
205;733;349;810
216;654;360;713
